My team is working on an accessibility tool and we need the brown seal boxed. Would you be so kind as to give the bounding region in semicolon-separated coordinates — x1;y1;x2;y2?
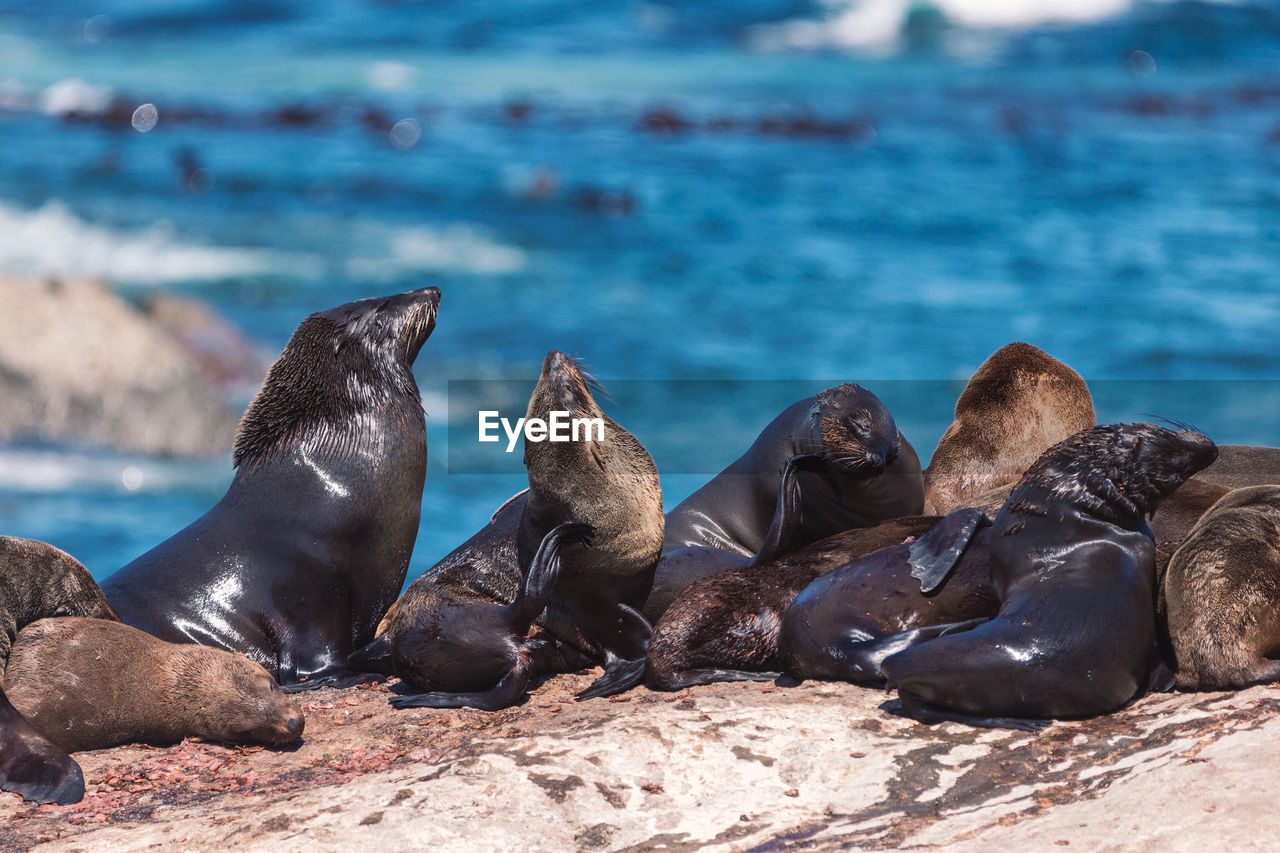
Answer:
356;351;665;709
0;537;118;805
5;617;303;753
1197;445;1280;489
923;342;1094;515
645;516;942;690
1159;486;1280;690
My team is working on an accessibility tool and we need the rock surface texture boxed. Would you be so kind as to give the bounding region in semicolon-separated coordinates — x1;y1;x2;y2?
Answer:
1;672;1276;851
0;277;262;457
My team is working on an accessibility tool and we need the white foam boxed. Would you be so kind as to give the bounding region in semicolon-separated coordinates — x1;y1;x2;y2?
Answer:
347;223;526;279
38;78;114;116
754;0;1224;53
0;200;297;284
0;447;220;494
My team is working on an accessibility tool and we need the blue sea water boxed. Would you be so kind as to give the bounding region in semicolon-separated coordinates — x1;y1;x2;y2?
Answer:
0;0;1279;582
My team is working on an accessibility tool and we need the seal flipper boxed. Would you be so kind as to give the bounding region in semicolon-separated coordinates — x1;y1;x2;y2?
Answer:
648;667;782;691
576;604;652;701
751;454;840;567
390;658;534;711
908;508;988;594
0;692;84;805
887;692;1051;734
510;522;593;632
283;670;385;693
390;522;591;712
347;634;394;676
825;618;991;683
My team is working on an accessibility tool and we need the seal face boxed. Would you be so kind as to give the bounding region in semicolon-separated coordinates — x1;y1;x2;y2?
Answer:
1160;485;1280;690
649;384;925;620
371;351;664;710
645;516;943;691
883;423;1218;729
5;617;303;753
0;537;118;805
101;287;440;688
924;342;1095;515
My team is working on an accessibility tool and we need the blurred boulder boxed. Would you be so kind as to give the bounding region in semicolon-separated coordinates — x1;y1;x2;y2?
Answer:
0;275;262;457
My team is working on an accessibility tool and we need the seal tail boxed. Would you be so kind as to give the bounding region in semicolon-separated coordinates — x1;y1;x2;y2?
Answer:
751;454;838;567
510;522;594;633
577;604;653;701
0;690;85;805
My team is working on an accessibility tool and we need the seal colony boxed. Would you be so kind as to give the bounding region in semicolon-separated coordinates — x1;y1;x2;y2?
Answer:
7;298;1280;807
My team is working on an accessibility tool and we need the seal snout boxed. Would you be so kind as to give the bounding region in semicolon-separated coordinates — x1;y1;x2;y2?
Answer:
284;715;304;738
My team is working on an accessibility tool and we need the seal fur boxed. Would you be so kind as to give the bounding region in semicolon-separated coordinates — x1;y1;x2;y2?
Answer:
5;617;303;753
924;342;1094;515
645;516;942;690
1160;485;1280;690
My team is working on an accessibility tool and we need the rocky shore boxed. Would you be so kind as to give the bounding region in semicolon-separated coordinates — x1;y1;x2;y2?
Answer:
2;671;1277;851
0;276;265;457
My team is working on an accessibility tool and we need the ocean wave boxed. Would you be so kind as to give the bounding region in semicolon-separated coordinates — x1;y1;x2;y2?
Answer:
753;0;1231;53
0;447;222;495
0;200;299;284
346;223;527;279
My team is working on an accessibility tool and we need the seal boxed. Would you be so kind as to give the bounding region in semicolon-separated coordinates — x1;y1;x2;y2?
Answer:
1197;445;1280;489
649;383;925;620
0;537;118;805
923;342;1094;515
360;351;664;710
645;516;943;690
778;508;1000;684
1159;485;1280;690
965;474;1230;575
101;287;440;689
882;423;1218;730
5;617;303;753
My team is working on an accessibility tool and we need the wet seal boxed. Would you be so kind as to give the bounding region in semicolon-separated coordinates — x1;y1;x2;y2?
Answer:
882;423;1218;731
103;287;440;688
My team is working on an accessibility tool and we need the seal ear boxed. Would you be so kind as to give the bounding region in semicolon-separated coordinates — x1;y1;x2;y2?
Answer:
908;508;988;594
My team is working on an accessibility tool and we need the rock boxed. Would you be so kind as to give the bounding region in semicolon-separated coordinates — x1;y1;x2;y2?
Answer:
142;292;269;398
3;673;1279;850
0;275;253;457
